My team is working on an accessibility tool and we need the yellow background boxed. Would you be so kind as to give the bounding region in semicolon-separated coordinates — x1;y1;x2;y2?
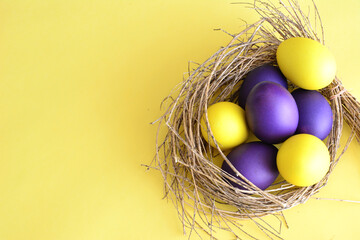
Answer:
0;0;359;239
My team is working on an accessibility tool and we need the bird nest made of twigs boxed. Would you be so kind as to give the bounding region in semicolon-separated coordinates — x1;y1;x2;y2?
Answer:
149;0;360;239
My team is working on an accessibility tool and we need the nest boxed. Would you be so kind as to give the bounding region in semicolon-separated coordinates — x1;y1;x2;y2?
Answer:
149;0;360;239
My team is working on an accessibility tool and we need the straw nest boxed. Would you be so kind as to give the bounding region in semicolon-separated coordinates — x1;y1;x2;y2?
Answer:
149;0;360;238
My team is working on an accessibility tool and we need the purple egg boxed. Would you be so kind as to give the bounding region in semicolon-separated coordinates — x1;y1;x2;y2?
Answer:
246;82;299;144
221;142;279;190
291;88;333;140
237;64;288;108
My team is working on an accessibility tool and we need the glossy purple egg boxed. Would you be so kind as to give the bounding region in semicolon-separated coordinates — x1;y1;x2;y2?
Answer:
291;88;333;140
237;64;288;108
221;142;279;190
246;82;299;144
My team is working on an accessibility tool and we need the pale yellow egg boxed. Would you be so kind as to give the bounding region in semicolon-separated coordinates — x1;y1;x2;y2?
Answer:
200;102;248;150
276;37;336;90
277;134;330;187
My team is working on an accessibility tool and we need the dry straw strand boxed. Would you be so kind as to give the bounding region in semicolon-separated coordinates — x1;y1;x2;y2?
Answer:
149;0;360;238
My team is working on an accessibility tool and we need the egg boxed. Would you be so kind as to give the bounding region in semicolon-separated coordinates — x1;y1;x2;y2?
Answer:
201;102;248;150
292;88;333;140
276;37;336;90
245;82;299;144
222;142;278;190
237;64;288;108
277;134;330;187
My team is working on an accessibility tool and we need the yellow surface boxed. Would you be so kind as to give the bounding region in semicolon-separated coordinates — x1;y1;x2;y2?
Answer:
0;0;359;239
201;102;248;150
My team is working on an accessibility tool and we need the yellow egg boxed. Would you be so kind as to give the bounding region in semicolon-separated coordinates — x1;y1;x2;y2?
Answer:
276;134;330;187
276;37;336;90
200;102;248;150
